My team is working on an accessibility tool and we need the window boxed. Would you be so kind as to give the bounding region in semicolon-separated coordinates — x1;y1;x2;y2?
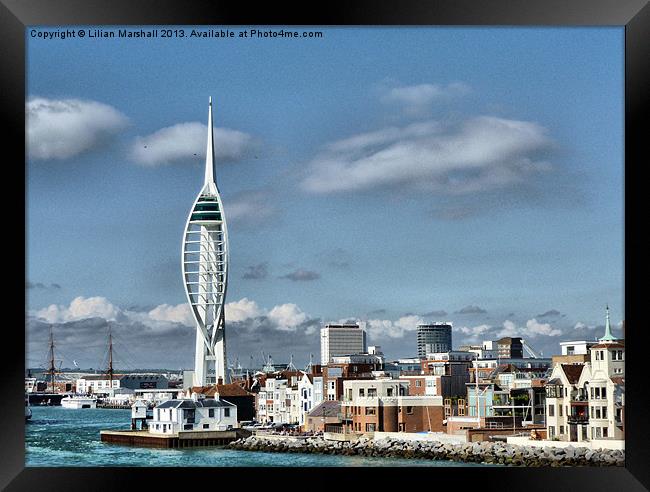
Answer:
224;408;230;417
359;388;365;397
548;405;554;417
602;406;607;419
596;351;600;361
602;387;607;399
368;388;377;397
209;409;214;418
594;387;600;399
415;380;422;387
595;408;601;419
387;388;393;397
549;426;555;439
595;427;601;438
184;424;193;430
559;405;563;417
366;423;375;432
602;427;608;438
365;407;376;415
560;425;564;435
406;406;413;414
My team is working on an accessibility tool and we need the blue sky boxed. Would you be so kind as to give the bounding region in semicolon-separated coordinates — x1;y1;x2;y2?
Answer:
26;27;624;370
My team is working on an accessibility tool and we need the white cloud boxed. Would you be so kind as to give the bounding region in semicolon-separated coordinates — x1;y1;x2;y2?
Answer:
366;315;424;339
225;298;264;322
268;303;309;331
225;189;279;225
525;318;562;337
381;82;471;114
130;122;254;166
497;318;562;338
458;324;492;337
147;303;194;327
35;296;120;323
27;97;128;160
301;116;553;195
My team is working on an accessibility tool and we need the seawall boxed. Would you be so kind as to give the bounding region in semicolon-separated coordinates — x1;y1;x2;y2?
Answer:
228;435;624;467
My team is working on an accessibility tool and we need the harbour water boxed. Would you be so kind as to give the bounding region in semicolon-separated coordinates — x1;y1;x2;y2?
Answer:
26;407;489;467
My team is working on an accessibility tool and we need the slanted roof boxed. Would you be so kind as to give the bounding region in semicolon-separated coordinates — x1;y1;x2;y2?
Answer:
560;364;584;384
591;342;625;349
216;383;252;397
610;376;625;386
307;400;340;418
156;398;236;409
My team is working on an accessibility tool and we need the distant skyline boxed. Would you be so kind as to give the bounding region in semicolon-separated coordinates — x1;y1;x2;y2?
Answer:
26;26;624;370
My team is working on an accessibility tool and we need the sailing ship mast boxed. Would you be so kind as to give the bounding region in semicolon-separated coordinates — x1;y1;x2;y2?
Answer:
107;327;114;390
47;327;57;393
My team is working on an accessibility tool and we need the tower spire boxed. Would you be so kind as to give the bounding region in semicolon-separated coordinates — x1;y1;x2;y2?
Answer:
599;304;617;342
204;96;216;186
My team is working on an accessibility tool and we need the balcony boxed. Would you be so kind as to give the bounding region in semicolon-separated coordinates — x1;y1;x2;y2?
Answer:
567;414;588;424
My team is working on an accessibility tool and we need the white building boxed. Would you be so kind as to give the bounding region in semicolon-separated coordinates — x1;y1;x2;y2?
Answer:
298;373;323;426
76;375;120;394
320;323;367;365
560;340;596;356
546;307;624;443
577;308;624;442
149;398;237;435
257;374;300;424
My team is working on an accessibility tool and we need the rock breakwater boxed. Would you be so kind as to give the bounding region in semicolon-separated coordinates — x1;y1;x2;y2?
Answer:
228;436;624;467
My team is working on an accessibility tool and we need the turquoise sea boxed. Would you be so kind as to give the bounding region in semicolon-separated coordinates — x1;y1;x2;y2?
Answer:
26;406;490;467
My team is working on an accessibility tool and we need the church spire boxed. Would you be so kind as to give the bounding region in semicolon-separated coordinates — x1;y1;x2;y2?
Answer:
599;304;617;343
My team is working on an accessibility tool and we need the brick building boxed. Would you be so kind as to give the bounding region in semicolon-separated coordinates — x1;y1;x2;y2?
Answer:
341;379;445;433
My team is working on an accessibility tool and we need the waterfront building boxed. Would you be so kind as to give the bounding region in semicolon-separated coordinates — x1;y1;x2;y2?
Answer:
416;323;452;358
552;340;597;365
383;358;422;378
256;371;303;424
459;340;498;359
341;379;445;433
76;374;168;395
496;337;524;359
545;363;587;441
320;323;367;365
298;372;323;427
182;97;229;387
577;307;625;442
322;356;380;401
189;383;256;422
419;351;475;399
149;397;237;434
305;400;342;433
546;307;625;443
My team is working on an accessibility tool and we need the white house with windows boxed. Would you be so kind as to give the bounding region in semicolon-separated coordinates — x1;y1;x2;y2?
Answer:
148;397;237;435
298;373;323;426
545;307;624;444
577;310;625;442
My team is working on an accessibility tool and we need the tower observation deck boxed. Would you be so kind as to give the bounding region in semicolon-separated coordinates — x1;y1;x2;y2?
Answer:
182;97;229;387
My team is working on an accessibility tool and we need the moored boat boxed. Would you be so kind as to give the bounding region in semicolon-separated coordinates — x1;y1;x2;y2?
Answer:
61;395;97;409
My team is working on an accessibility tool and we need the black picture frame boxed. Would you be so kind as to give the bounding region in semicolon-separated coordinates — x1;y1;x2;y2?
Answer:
3;0;647;490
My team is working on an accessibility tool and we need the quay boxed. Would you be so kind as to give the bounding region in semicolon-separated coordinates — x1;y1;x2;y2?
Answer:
100;428;251;448
97;402;131;409
228;435;625;467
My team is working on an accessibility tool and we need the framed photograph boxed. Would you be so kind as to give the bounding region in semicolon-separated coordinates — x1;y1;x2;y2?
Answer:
4;0;647;490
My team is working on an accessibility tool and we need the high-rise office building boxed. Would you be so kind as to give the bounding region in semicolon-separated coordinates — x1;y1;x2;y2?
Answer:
182;97;229;387
417;323;452;358
320;323;367;365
